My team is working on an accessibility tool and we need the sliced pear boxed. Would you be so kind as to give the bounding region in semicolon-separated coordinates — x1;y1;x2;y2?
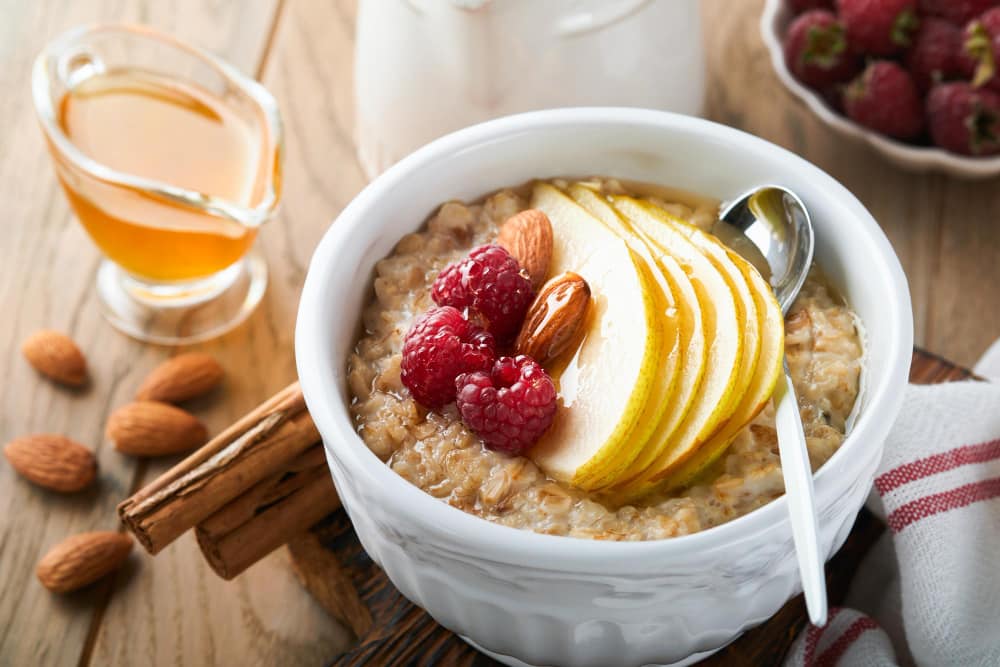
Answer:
567;184;707;489
639;199;762;426
527;184;669;488
662;255;784;490
607;196;744;501
586;255;681;487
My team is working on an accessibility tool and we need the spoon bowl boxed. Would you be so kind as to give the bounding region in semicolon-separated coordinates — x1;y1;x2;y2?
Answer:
722;186;814;313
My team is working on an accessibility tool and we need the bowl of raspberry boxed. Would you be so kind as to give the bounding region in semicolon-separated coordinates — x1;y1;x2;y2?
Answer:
295;107;912;667
762;0;1000;177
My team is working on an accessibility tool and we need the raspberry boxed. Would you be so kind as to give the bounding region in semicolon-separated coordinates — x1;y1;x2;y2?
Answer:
906;18;964;91
784;11;861;89
788;0;835;13
431;244;534;343
455;356;557;456
844;61;925;138
919;0;999;26
927;82;1000;154
400;306;496;409
958;8;1000;92
837;0;919;55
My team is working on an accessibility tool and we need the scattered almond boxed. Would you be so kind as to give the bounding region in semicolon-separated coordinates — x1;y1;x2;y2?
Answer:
496;209;554;290
136;353;224;403
4;434;97;493
36;531;133;593
106;401;208;457
515;272;591;364
22;330;88;387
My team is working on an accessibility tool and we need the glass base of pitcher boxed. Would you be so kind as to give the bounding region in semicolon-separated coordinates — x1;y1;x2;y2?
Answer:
96;247;268;345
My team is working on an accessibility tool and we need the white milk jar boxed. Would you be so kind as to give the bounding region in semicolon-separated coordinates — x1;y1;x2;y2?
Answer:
355;0;705;178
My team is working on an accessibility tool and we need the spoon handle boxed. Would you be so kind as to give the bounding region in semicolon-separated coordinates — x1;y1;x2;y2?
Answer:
774;361;828;627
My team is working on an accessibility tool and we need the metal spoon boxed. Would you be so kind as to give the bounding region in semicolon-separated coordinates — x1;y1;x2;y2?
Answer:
720;186;827;627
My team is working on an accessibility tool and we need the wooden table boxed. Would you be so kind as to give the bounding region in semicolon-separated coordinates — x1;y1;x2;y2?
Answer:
0;1;995;665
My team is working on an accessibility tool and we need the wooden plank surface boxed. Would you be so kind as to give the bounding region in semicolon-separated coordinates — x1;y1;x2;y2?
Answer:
310;348;972;667
0;0;996;664
0;1;355;666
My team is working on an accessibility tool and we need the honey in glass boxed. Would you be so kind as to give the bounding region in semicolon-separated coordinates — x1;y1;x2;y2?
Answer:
57;69;261;281
33;24;282;344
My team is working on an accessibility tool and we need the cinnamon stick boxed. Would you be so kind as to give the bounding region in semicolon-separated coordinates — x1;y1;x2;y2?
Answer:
287;532;373;639
196;445;328;537
118;382;321;554
196;460;341;579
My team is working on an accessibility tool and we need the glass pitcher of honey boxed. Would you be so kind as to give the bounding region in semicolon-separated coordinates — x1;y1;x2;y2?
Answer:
32;24;282;344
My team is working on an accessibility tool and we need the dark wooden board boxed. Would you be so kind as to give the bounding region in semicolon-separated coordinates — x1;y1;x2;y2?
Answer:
314;348;972;667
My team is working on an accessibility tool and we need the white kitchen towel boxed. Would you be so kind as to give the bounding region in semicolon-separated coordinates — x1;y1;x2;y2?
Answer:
786;380;1000;667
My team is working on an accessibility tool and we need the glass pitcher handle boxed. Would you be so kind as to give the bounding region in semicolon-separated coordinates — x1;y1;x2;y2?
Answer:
57;47;106;89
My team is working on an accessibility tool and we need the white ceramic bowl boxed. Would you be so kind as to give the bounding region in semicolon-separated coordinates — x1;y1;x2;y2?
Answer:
296;108;913;667
760;0;1000;179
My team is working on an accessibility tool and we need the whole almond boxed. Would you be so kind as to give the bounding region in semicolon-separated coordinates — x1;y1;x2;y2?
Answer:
106;401;208;457
496;209;554;290
22;330;88;387
136;353;224;403
515;272;591;364
4;434;97;493
36;531;133;593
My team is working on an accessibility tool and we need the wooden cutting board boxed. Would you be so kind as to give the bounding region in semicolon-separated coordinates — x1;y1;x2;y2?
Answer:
309;348;973;666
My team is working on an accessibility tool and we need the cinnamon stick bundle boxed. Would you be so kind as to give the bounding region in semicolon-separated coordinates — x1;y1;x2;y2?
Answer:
196;445;341;579
118;382;321;554
119;381;375;637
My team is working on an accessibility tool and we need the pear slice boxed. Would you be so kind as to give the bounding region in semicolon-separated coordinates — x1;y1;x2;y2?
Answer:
662;254;784;490
608;196;745;501
584;255;682;487
568;251;681;489
527;184;670;488
567;184;707;489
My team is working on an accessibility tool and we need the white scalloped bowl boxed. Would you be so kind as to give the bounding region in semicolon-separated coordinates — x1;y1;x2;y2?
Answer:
296;108;913;667
761;0;1000;179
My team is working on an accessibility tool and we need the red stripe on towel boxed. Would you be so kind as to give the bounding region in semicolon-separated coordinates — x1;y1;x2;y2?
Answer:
814;616;879;667
886;476;1000;533
875;438;1000;495
804;607;842;665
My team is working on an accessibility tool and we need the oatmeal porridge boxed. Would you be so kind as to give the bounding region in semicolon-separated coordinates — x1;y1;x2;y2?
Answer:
347;180;863;540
